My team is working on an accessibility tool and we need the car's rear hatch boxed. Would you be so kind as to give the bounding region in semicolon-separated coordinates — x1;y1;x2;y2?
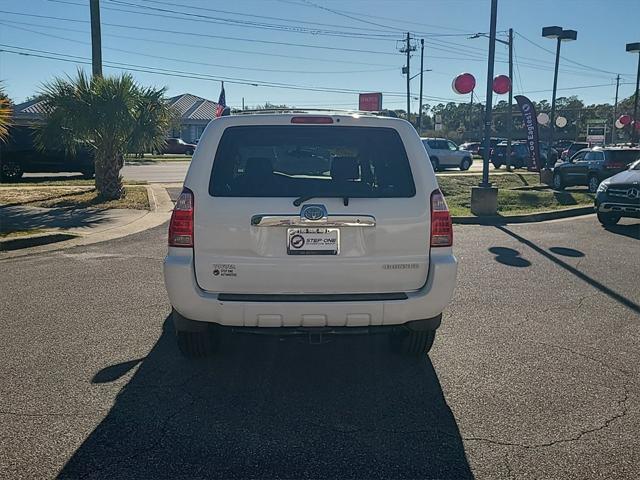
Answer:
192;120;431;295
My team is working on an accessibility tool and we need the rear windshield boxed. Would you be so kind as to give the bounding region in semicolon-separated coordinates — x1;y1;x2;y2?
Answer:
209;125;416;198
604;150;640;164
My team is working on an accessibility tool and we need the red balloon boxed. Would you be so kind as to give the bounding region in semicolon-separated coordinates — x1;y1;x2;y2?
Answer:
452;73;476;95
618;114;632;126
492;75;511;95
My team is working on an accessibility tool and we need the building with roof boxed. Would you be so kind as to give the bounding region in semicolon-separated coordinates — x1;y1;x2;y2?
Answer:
10;98;49;126
167;93;218;143
11;93;218;143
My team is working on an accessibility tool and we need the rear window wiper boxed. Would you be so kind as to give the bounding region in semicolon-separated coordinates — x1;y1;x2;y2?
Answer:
293;195;349;207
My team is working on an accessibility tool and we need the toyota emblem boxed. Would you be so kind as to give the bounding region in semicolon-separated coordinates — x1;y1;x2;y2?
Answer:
301;204;327;221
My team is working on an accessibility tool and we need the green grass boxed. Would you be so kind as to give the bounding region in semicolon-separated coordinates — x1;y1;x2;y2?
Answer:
438;173;594;217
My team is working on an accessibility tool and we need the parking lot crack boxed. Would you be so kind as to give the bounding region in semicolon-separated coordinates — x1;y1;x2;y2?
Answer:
462;380;629;450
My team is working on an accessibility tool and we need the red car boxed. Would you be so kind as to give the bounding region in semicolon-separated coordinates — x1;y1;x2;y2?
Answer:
160;138;196;156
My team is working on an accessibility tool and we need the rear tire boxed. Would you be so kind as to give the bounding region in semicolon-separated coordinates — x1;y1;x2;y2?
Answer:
172;309;219;358
588;175;600;193
185;149;194;156
492;161;502;169
81;169;95;179
0;161;24;182
597;212;620;226
389;328;436;356
430;157;440;172
460;157;471;171
553;172;565;190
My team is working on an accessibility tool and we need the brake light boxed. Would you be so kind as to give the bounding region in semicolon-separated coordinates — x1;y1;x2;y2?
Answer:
605;163;625;169
291;116;333;124
168;188;194;247
430;189;453;247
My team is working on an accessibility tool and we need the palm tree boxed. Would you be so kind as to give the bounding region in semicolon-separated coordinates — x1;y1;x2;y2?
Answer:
37;71;171;199
0;87;12;143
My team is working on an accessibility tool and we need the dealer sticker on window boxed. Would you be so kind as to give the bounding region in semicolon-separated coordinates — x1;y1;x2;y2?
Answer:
287;228;339;255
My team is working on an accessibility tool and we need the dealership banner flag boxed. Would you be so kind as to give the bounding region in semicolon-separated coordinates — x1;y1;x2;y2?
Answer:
515;95;541;172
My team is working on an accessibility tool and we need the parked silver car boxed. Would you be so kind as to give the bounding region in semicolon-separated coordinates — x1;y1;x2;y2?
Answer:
421;137;473;171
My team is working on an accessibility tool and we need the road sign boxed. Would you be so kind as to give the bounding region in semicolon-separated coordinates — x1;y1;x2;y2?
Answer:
358;92;383;111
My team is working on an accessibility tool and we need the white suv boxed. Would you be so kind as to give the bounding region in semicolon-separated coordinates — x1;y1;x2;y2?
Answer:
163;113;458;358
422;137;473;171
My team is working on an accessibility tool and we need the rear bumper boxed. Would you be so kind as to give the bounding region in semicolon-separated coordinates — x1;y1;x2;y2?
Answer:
163;249;457;328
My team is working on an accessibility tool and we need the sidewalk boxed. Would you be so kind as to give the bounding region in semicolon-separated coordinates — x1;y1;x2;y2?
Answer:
0;185;173;256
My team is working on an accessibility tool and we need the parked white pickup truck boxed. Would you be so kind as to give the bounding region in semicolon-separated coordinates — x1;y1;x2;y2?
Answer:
163;112;458;358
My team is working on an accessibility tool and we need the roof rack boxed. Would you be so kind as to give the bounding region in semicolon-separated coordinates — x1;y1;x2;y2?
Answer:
234;107;394;117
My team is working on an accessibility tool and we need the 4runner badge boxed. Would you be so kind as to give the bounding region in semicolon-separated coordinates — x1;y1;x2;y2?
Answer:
301;204;327;222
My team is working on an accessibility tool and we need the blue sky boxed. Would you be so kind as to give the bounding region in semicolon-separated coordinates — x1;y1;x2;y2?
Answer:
1;0;638;111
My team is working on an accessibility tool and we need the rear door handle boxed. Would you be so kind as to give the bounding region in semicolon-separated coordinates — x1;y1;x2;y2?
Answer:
251;215;376;227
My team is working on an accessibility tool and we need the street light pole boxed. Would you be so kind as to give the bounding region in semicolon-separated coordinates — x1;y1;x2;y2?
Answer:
480;0;498;188
627;42;640;145
542;26;577;168
549;36;562;161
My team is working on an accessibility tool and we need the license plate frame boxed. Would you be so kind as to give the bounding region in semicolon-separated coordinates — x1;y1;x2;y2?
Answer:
287;228;340;255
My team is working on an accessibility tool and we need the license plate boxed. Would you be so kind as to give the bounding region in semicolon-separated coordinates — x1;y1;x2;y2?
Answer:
287;228;339;255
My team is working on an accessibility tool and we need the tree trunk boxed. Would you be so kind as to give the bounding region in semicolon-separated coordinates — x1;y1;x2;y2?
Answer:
95;150;123;200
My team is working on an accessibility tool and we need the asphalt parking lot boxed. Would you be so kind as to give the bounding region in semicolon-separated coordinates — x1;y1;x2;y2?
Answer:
0;216;638;479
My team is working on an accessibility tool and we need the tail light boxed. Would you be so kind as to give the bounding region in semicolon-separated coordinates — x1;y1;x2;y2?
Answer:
605;163;625;169
430;189;453;247
168;188;194;247
291;116;333;124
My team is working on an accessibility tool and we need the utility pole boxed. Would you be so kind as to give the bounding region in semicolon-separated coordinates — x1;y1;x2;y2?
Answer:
399;32;415;122
612;74;620;144
506;28;513;170
89;0;102;77
418;38;424;132
469;90;474;132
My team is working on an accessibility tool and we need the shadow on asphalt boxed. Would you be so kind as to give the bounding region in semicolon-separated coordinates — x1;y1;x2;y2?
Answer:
549;247;585;258
0;205;111;233
488;246;531;267
497;225;640;315
59;317;473;479
602;222;640;241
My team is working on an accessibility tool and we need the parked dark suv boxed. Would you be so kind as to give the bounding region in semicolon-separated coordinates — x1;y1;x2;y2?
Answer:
0;126;94;182
594;159;640;226
158;138;196;156
490;141;551;169
552;147;640;193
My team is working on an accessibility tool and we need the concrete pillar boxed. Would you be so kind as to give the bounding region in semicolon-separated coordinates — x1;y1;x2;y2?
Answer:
470;186;498;216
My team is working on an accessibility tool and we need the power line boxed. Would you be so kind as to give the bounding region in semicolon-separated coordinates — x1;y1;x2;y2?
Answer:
0;10;404;56
1;19;395;67
275;0;473;35
1;43;460;101
125;0;402;34
515;31;635;78
0;22;398;75
51;0;401;40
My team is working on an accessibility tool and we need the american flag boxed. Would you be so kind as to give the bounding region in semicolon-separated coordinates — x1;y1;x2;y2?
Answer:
215;82;226;117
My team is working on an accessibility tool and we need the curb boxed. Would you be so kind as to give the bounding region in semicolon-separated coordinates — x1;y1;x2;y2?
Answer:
452;206;595;225
0;185;173;259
